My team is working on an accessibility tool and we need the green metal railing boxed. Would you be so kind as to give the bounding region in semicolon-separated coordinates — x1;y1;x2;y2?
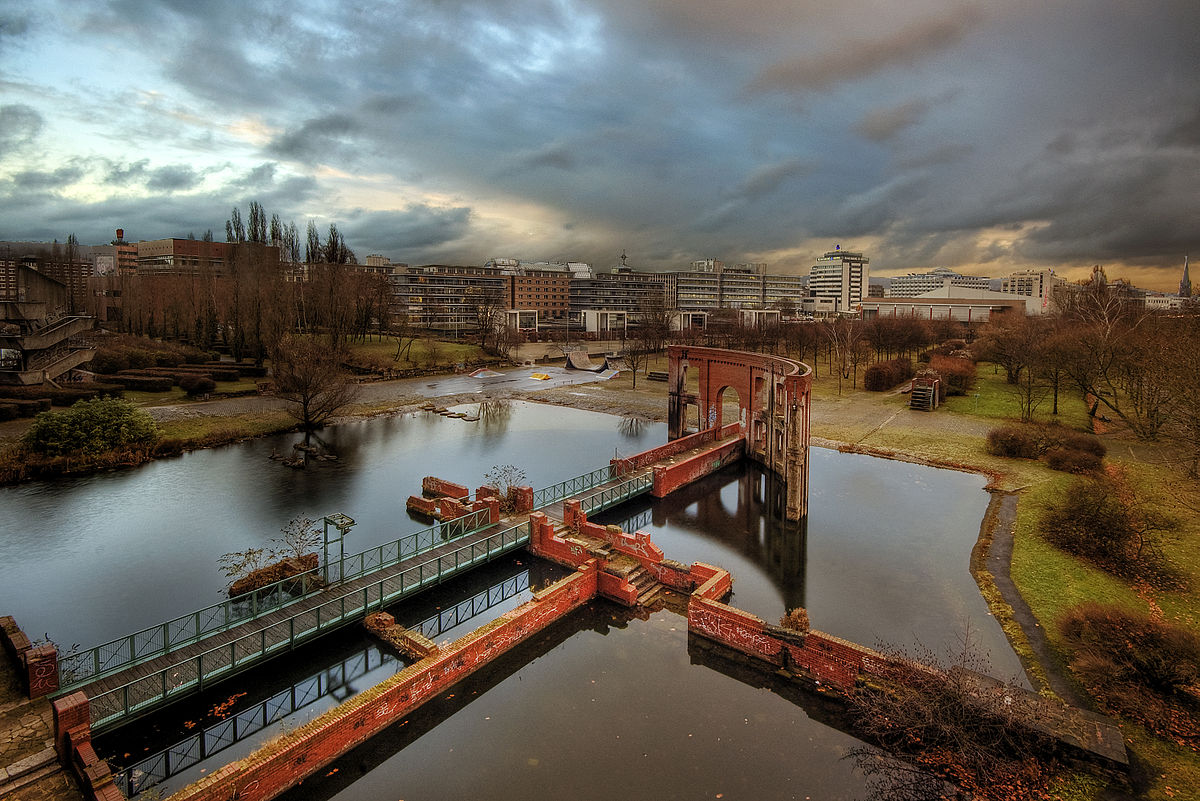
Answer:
577;473;654;514
88;521;531;731
58;508;492;690
532;465;617;508
60;462;655;701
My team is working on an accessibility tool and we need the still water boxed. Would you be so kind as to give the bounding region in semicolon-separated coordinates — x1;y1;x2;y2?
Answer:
0;401;664;650
2;400;1024;799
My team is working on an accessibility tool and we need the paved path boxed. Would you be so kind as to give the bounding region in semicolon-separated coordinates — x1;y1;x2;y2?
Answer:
0;649;80;801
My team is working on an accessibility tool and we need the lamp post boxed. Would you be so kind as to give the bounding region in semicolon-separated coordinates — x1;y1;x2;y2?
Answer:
322;513;356;584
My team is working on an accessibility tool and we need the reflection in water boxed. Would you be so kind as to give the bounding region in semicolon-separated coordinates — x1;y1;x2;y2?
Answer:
96;555;568;799
113;643;402;798
618;415;649;438
477;397;513;433
107;570;538;798
601;464;809;611
274;607;867;801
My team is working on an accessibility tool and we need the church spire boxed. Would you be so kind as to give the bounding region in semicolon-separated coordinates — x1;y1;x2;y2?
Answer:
1181;254;1192;298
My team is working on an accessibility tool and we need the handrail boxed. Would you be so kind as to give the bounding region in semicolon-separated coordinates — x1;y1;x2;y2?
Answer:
60;461;650;693
58;508;494;689
110;570;532;797
88;521;532;730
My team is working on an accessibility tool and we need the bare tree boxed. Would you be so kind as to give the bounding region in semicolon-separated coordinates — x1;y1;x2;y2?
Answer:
271;335;360;430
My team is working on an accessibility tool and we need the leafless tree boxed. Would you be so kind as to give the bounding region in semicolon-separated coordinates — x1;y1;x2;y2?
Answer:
271;334;360;430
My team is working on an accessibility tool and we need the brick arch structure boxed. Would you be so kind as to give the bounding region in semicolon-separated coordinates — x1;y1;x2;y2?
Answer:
666;345;812;519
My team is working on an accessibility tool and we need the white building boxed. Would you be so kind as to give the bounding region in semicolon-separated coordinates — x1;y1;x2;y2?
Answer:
1001;268;1063;315
887;266;991;297
808;248;869;312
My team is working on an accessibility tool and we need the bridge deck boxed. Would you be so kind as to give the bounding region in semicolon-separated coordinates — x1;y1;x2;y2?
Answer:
70;432;741;731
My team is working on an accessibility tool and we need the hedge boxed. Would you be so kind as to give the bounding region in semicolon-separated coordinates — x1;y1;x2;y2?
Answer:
863;358;915;391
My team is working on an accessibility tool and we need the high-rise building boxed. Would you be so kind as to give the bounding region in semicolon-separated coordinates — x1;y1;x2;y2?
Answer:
1180;255;1192;298
807;247;869;312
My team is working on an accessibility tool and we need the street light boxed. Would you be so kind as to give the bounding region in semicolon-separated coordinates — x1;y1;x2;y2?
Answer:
322;513;356;585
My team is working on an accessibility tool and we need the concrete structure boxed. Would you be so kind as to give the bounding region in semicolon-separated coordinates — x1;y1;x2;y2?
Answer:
667;346;812;519
886;266;991;298
0;266;95;385
1001;268;1064;315
861;292;1027;323
807;248;869;313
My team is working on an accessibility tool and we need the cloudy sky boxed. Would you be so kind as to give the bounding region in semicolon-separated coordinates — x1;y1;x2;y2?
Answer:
1;1;1197;289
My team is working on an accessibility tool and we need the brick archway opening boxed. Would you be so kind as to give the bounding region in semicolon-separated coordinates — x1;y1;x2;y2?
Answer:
666;345;812;519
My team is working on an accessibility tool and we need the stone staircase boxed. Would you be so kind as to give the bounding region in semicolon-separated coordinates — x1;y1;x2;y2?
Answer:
627;565;662;606
551;523;663;607
0;649;77;800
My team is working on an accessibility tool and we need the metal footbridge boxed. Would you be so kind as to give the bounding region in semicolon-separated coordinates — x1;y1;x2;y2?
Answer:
59;463;655;731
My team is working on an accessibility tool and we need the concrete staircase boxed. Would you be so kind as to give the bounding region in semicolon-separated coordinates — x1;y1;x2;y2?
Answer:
0;650;76;800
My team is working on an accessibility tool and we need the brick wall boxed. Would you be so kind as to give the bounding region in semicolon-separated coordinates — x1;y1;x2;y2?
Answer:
51;692;123;801
611;422;742;474
0;614;58;698
166;566;599;801
651;438;745;497
421;476;469;499
686;596;881;690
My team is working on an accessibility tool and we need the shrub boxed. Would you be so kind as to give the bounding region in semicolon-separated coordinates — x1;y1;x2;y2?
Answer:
125;348;158;369
863;358;914;391
89;349;129;374
986;425;1038;458
107;375;174;392
0;384;124;405
1059;602;1200;741
22;397;158;457
1041;475;1177;579
154;351;184;368
929;354;975;396
779;608;810;634
1044;446;1102;474
179;374;216;397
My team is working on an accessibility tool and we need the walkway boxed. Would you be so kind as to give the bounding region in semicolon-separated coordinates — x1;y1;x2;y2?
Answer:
0;649;80;801
66;461;661;733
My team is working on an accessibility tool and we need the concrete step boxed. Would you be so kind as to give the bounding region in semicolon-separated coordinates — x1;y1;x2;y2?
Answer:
0;746;59;795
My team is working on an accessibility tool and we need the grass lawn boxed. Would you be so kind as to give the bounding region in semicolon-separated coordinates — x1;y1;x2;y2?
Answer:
123;377;262;406
156;409;297;442
345;338;485;368
943;362;1093;430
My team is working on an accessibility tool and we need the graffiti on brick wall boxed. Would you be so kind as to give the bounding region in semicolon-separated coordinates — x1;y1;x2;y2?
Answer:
689;604;777;658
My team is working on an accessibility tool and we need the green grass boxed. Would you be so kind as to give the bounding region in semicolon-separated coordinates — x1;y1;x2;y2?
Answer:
124;377;262;405
942;363;1092;429
345;338;485;368
157;410;296;442
1008;457;1200;799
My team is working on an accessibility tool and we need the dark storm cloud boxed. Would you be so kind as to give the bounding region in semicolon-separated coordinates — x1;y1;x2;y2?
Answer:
8;163;85;191
5;0;1200;284
856;99;932;142
340;205;472;254
0;11;30;39
103;159;150;185
747;7;982;95
268;116;362;162
146;165;202;192
0;104;43;156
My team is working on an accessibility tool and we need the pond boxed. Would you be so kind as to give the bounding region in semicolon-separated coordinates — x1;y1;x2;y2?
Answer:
2;399;1025;799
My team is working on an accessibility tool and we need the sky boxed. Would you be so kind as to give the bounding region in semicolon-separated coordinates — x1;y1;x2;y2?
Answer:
1;1;1197;290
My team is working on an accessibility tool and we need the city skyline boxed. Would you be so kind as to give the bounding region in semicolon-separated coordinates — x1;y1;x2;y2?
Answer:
1;1;1197;291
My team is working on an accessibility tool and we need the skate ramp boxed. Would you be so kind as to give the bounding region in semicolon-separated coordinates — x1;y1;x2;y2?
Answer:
565;351;605;371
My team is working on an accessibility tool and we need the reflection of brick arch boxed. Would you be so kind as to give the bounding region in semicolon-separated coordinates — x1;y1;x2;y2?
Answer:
666;345;812;519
